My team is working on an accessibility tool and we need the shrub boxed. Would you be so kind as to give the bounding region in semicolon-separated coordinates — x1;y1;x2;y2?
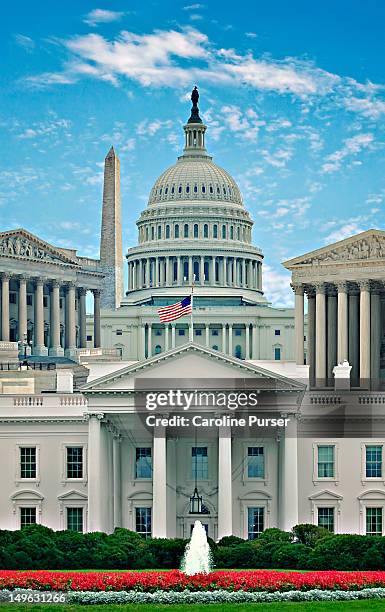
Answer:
292;524;332;548
271;543;312;569
259;528;292;544
308;535;383;570
217;535;246;547
147;538;187;569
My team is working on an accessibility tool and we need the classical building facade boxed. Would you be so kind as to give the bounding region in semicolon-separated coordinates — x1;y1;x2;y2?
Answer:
91;89;298;363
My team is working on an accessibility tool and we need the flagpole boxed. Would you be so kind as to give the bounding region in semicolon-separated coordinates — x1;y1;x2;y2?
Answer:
190;275;194;342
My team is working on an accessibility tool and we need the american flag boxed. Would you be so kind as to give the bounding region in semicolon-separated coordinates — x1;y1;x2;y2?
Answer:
157;295;192;323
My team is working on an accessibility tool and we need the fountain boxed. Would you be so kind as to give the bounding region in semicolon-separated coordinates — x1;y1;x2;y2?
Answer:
181;520;212;575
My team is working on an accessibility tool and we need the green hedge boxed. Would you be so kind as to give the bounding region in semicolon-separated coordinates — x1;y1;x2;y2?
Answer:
1;523;385;570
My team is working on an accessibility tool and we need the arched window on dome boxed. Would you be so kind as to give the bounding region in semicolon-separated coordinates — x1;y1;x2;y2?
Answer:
146;227;149;241
230;226;234;240
203;224;208;238
171;185;175;194
213;224;218;239
194;224;199;238
159;188;162;196
165;186;168;195
223;186;227;195
217;185;220;195
184;224;189;238
202;185;206;193
178;185;182;194
237;226;240;240
151;226;155;240
222;225;226;239
194;184;198;193
186;184;190;194
158;226;162;240
209;184;213;194
229;186;232;196
174;224;179;238
166;225;170;239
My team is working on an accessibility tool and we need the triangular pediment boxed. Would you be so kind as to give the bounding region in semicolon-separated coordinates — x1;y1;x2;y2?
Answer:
309;489;343;501
283;229;385;269
0;229;79;265
82;343;305;393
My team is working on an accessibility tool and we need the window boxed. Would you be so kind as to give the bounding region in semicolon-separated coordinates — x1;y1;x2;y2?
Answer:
116;329;123;336
235;329;242;336
212;345;218;350
213;224;218;238
275;329;281;336
60;298;63;309
192;447;208;479
366;445;382;478
165;225;170;239
202;185;206;193
318;445;335;478
178;185;182;194
136;448;152;479
174;224;179;238
20;447;36;479
136;507;152;538
366;507;383;536
155;329;162;336
184;224;189;238
318;507;334;532
66;447;83;479
154;344;161;354
194;184;198;193
222;225;226;239
157;226;161;239
10;292;17;304
195;329;202;336
186;184;190;194
247;447;264;478
67;508;83;532
230;226;234;239
212;329;219;336
86;335;93;341
194;224;199;238
274;347;281;360
203;224;208;238
248;507;264;539
178;329;185;336
20;507;36;528
235;345;242;359
43;296;48;308
27;295;33;306
151;227;155;240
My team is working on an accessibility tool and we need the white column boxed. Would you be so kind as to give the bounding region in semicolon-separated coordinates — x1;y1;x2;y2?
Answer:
78;287;87;348
279;414;298;531
141;324;146;359
88;413;104;532
200;256;204;285
293;284;304;365
165;324;169;351
245;324;250;359
132;261;136;290
188;257;193;284
337;282;348;363
232;258;236;286
65;282;76;356
228;324;233;357
171;324;176;348
242;259;246;287
177;257;182;285
152;426;167;537
327;291;337;380
50;281;63;356
307;290;316;384
93;289;101;348
218;426;233;539
359;280;371;385
154;257;159;287
252;323;258;359
18;275;27;342
348;290;360;384
222;324;226;353
113;435;122;528
212;256;216;284
165;257;170;285
315;283;326;385
205;324;209;347
34;277;47;356
148;324;152;358
371;288;381;387
1;273;10;342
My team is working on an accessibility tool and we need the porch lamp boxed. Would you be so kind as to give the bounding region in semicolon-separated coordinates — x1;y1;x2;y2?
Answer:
189;426;209;515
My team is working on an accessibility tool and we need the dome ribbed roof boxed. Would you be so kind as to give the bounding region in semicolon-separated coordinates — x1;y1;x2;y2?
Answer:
148;156;243;207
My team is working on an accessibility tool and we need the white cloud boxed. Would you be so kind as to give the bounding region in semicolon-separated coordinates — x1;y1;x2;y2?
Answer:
325;222;365;243
245;32;257;39
262;264;293;307
321;133;374;173
84;9;125;27
344;96;385;119
14;34;35;52
221;105;263;140
183;3;205;9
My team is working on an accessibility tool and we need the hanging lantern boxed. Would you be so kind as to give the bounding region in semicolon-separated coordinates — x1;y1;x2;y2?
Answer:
189;486;203;514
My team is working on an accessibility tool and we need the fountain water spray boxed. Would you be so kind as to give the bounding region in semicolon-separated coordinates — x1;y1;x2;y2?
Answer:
181;520;212;575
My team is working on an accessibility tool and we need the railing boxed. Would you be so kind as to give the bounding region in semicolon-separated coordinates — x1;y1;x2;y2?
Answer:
0;361;56;371
13;396;44;407
8;394;88;408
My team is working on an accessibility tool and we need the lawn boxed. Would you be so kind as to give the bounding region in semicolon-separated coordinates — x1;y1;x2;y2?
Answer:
1;602;385;611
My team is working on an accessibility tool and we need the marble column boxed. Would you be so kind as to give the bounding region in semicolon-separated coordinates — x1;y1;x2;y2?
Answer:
222;324;226;353
155;257;159;287
205;324;209;347
245;324;250;359
127;263;132;291
49;281;63;356
165;257;170;286
232;258;236;286
79;287;87;349
315;283;326;384
188;257;193;284
165;324;169;351
337;282;348;363
252;323;258;359
132;261;136;290
18;275;27;342
177;257;182;285
88;413;104;532
200;256;204;285
93;289;101;348
293;284;304;365
307;289;316;384
65;282;76;357
113;435;122;528
242;259;246;287
171;324;176;348
34;278;47;356
212;256;216;284
279;414;299;531
141;324;146;359
152;426;167;537
146;259;150;287
327;290;337;380
359;280;371;386
348;290;359;383
1;273;10;342
218;426;233;539
371;288;381;387
148;324;152;358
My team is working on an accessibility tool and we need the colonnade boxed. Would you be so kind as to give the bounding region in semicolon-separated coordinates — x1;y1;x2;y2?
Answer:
127;255;262;291
293;280;382;386
0;273;101;356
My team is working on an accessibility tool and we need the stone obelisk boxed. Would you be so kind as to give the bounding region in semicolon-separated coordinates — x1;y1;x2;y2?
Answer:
100;146;123;310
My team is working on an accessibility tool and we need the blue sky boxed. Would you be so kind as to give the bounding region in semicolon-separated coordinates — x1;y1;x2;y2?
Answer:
2;1;385;306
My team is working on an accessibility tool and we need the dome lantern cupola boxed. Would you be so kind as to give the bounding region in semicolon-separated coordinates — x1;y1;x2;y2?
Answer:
183;86;208;157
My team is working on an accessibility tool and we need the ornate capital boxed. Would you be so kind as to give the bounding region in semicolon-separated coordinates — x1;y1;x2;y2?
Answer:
17;274;28;283
314;282;326;294
78;287;87;296
1;272;11;281
358;279;371;291
337;281;348;293
50;279;61;289
291;283;304;296
83;411;105;421
34;277;46;287
92;289;101;297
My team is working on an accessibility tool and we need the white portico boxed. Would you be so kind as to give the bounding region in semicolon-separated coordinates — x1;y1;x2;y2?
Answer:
81;343;303;540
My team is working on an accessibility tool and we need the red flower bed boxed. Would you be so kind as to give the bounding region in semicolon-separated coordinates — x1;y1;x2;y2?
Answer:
1;570;385;592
